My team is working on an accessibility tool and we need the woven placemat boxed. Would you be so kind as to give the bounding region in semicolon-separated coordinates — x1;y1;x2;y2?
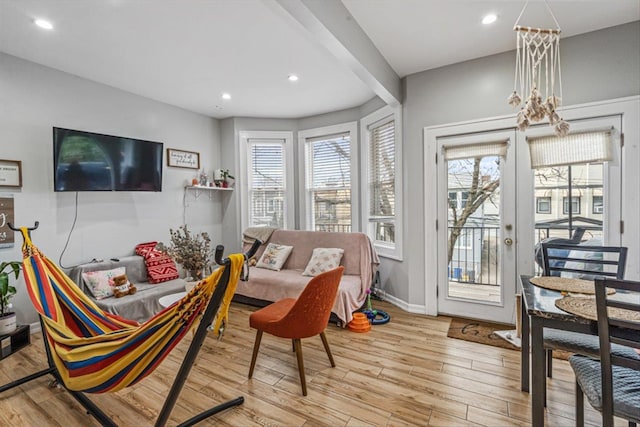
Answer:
555;296;640;321
530;276;615;295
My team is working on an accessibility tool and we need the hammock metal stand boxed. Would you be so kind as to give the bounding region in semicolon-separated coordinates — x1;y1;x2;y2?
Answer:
0;222;261;427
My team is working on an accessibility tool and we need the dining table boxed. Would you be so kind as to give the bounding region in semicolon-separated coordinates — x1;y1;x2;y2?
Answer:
519;274;600;426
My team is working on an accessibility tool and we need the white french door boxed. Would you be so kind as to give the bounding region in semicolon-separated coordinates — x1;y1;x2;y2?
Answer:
435;129;518;324
426;109;625;325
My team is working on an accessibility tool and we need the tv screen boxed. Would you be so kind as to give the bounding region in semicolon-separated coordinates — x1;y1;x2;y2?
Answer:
53;127;163;192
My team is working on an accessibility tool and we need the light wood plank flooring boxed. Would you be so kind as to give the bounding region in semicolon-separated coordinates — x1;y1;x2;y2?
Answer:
0;301;627;426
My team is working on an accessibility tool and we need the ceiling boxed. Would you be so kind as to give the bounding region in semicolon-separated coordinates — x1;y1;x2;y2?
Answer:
1;0;638;119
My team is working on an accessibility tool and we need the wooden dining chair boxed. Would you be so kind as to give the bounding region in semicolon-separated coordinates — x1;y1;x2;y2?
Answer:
247;266;344;396
541;242;630;380
569;277;640;427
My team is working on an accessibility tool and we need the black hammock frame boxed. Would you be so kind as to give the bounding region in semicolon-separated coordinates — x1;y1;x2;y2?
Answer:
0;221;261;427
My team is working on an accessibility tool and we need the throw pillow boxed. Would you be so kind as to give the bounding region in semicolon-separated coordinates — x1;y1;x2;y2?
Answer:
135;241;179;283
144;250;179;284
135;241;158;258
255;243;294;271
82;267;126;300
302;247;344;277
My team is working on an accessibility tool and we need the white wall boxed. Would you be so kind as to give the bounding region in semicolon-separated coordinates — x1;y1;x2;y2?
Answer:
0;53;223;325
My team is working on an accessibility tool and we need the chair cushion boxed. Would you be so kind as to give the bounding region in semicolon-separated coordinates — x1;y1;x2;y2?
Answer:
545;329;640;360
249;298;296;334
569;355;640;422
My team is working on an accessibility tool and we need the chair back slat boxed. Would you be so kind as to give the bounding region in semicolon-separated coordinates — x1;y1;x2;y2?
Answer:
594;277;640;426
542;242;627;279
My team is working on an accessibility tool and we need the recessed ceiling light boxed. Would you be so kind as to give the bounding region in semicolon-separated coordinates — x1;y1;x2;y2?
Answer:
288;74;299;82
221;93;231;100
482;14;497;25
34;18;54;30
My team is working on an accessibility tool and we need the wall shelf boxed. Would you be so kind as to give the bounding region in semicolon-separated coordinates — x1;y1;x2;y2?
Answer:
184;185;233;200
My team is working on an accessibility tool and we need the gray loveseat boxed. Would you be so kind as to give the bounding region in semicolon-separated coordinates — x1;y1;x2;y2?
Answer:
68;256;187;322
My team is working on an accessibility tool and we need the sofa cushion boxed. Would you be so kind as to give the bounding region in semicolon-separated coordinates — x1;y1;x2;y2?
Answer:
256;243;293;271
81;266;125;300
302;247;344;276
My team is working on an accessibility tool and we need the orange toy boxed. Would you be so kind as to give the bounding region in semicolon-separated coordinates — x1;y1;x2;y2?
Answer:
347;312;371;333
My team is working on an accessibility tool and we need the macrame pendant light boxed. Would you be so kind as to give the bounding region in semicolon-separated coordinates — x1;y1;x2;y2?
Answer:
508;1;569;137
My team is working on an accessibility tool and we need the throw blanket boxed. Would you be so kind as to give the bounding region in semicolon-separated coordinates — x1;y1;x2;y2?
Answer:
242;227;278;246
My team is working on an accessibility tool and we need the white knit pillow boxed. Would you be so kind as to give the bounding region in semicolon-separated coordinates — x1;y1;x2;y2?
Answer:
302;248;344;277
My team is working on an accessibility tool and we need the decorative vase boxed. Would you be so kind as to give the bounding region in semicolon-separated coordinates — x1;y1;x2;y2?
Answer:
188;270;203;281
0;312;17;335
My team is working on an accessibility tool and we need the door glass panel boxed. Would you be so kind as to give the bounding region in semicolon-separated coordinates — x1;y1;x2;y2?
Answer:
447;156;501;303
533;162;604;273
534;163;604;240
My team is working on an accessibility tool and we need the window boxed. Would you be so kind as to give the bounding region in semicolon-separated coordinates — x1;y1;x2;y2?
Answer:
239;131;294;231
460;191;469;208
536;197;551;214
299;122;358;233
563;196;581;214
448;191;458;209
593;195;603;214
361;106;403;259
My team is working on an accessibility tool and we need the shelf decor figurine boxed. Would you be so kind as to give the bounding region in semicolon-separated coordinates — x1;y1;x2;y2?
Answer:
0;260;21;334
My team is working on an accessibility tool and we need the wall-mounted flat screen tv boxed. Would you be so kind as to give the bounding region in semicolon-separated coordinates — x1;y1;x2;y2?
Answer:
53;127;163;192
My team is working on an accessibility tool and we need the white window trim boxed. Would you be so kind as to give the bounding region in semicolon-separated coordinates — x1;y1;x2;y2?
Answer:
360;105;403;260
298;122;359;232
239;131;295;232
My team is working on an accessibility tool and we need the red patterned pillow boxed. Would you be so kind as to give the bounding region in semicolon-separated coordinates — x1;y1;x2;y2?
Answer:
135;241;158;258
145;252;179;284
135;242;179;283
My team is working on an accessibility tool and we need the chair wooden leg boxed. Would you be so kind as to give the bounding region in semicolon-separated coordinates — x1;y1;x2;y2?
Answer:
293;338;307;396
319;331;335;367
248;330;263;379
575;379;584;427
547;349;553;378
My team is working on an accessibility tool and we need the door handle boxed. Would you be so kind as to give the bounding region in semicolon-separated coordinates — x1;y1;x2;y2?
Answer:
504;237;513;246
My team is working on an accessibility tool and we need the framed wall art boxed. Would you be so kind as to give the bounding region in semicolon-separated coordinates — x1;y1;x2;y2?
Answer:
0;195;15;248
166;149;200;169
0;160;22;188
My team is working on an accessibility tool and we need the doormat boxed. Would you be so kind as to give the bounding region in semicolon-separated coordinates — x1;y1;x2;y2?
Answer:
446;317;571;359
447;317;520;351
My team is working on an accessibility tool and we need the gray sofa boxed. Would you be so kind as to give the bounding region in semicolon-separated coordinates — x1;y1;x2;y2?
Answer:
68;256;187;323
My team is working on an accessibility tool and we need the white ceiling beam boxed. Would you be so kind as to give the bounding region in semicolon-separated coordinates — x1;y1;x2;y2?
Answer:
269;0;402;107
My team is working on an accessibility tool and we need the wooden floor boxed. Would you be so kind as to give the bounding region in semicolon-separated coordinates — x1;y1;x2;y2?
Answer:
0;301;627;426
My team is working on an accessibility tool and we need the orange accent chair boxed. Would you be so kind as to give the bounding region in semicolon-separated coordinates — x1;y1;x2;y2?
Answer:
247;266;344;396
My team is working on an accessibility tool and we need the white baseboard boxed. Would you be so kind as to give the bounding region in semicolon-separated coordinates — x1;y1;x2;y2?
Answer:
29;322;41;334
377;291;428;315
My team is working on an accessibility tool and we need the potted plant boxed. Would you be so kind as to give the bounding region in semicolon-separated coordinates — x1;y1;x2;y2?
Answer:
0;261;22;335
221;169;234;188
158;225;212;281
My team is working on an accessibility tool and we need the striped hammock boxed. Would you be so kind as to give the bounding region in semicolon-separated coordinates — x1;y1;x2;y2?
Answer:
19;228;243;393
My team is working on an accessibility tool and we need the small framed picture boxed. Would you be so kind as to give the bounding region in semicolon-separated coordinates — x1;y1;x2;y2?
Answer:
166;149;200;169
0;160;22;188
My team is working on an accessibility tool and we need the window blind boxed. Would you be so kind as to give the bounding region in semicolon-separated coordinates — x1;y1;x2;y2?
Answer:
248;141;286;228
443;141;508;161
305;133;351;231
528;130;612;168
367;118;396;243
